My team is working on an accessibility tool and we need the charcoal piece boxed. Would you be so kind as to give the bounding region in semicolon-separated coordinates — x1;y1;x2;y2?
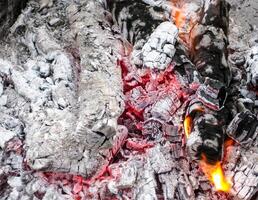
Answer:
142;118;163;139
170;0;231;85
126;86;149;113
176;173;195;200
226;111;258;147
191;24;231;85
140;21;178;70
173;49;203;86
39;0;53;10
163;124;182;143
151;91;182;121
196;77;227;111
185;98;204;117
170;143;184;159
159;171;179;200
147;143;175;174
229;147;258;200
0;127;17;149
187;113;224;164
0;168;8;189
201;0;230;33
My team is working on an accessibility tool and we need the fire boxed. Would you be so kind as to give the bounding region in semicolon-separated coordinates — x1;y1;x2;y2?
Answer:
184;115;192;138
200;158;231;192
174;9;186;29
211;163;231;192
184;107;204;138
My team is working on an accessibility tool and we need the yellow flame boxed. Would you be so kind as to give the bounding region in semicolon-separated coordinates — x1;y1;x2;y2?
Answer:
184;115;192;138
211;163;231;192
200;160;231;192
184;107;203;138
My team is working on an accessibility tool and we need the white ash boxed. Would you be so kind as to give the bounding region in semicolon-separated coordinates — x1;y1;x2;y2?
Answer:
133;21;178;70
246;45;258;87
0;128;17;149
0;2;125;199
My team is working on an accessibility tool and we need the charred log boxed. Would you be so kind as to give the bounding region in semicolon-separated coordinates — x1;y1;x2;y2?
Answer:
186;111;224;164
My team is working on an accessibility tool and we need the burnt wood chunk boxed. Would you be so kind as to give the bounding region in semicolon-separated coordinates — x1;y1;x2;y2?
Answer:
190;0;231;85
196;77;227;111
187;113;224;164
22;0;126;178
227;111;258;147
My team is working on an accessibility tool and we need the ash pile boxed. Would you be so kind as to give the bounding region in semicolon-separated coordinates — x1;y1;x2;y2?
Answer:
0;0;257;200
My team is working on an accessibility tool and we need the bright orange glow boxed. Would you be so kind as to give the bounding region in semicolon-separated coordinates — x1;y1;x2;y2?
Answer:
184;115;192;138
174;9;186;29
171;6;196;34
224;138;234;148
170;3;200;47
200;158;231;192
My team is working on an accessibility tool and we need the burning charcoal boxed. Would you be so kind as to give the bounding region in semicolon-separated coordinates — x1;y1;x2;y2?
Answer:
108;160;138;190
151;91;181;121
143;118;163;139
186;113;224;164
126;86;149;113
0;0;257;199
125;137;154;151
140;21;178;70
226;111;258;147
170;0;231;85
196;77;227;111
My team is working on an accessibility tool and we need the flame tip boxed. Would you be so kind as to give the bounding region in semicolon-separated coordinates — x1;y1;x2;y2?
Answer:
201;161;231;193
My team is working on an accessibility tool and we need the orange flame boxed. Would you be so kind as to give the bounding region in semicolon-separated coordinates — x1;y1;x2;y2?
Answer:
184;115;192;138
200;156;231;192
171;6;196;34
174;9;186;29
184;107;204;138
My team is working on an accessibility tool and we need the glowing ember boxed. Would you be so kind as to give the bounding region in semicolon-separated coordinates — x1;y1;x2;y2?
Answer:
200;158;231;192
